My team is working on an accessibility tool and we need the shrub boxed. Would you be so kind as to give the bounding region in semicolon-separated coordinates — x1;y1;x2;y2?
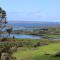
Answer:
1;38;8;42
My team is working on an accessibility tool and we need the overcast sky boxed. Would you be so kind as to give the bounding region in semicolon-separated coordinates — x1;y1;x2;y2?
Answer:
0;0;60;22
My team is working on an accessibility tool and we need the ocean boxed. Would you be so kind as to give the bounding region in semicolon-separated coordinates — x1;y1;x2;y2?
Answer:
8;21;60;27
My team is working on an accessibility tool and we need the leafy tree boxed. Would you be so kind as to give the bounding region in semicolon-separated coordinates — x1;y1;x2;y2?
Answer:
0;7;7;37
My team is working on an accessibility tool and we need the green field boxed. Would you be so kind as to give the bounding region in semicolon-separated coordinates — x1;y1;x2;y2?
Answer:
13;43;60;60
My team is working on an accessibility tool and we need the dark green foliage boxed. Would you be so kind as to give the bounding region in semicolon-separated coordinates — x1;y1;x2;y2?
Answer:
17;42;23;47
0;7;8;38
34;42;40;48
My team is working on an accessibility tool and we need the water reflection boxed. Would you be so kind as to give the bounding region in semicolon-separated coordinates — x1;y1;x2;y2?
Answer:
0;34;42;39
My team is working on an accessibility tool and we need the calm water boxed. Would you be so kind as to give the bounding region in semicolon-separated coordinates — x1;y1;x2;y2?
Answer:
0;34;42;39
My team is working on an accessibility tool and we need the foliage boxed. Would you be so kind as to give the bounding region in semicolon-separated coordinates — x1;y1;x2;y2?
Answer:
0;7;7;30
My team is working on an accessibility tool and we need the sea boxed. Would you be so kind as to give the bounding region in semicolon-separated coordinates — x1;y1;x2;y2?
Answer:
8;21;60;27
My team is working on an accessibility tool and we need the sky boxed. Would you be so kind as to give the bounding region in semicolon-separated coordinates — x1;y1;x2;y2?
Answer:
0;0;60;22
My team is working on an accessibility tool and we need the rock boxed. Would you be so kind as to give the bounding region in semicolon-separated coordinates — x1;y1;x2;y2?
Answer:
1;52;9;60
54;52;60;57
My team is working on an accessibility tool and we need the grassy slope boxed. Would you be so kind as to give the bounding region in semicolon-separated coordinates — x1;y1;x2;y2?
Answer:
13;43;60;60
47;35;60;38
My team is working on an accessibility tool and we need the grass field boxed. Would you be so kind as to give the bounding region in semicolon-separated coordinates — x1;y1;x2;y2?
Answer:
47;35;60;38
13;43;60;60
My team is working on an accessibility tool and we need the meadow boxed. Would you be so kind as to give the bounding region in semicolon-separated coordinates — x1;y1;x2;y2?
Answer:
13;43;60;60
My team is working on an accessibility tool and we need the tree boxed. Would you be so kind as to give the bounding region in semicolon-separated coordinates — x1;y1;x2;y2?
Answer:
6;27;13;37
0;7;8;37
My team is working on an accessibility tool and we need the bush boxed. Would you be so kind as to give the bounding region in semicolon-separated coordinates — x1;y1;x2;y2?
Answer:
1;38;8;42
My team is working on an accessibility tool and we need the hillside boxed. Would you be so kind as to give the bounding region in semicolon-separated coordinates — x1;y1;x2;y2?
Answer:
13;43;60;60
